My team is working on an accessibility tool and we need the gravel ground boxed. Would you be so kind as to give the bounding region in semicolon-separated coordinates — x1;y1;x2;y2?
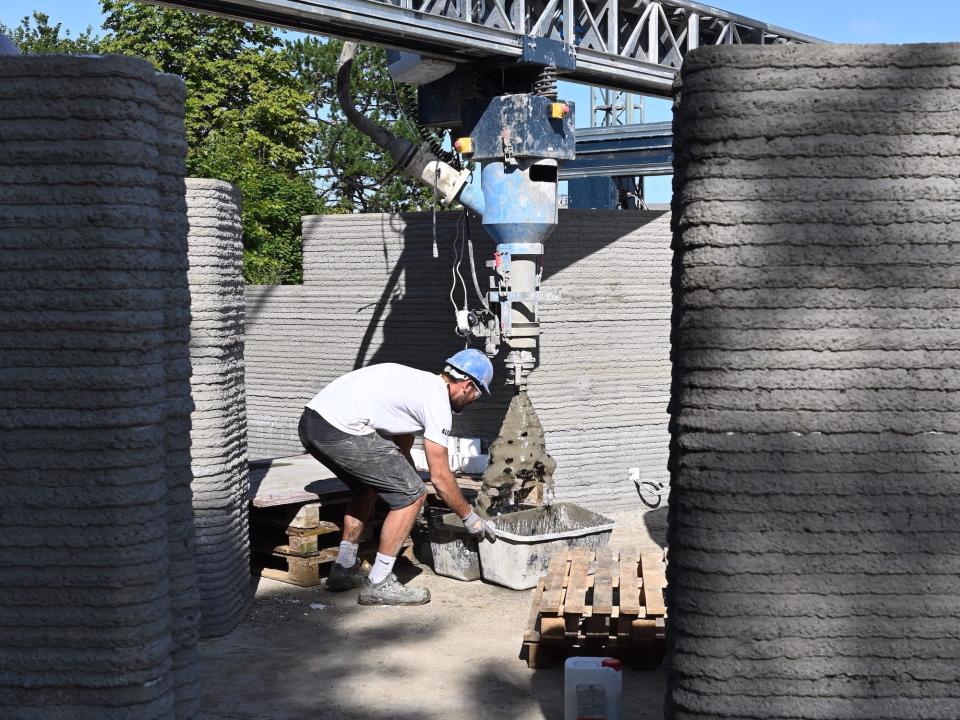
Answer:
199;507;667;719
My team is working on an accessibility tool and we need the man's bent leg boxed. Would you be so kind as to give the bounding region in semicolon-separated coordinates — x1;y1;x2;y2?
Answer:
321;487;376;591
360;493;430;606
326;488;377;591
378;492;425;557
342;487;377;544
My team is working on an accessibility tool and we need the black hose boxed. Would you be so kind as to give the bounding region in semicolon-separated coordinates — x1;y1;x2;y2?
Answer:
336;42;394;150
395;82;461;170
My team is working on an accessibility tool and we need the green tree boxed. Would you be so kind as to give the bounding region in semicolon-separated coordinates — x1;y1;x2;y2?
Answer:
285;37;436;213
1;11;102;53
99;1;323;283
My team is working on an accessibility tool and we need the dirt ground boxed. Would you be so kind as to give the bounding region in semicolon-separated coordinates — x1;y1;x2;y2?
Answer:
199;507;668;720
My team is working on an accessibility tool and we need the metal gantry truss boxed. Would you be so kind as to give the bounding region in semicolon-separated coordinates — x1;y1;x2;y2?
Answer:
157;0;820;96
591;87;644;127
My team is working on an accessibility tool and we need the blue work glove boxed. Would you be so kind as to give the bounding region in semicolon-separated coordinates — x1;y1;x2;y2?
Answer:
463;510;497;542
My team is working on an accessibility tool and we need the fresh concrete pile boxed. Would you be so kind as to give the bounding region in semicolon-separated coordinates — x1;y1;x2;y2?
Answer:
0;55;199;718
244;210;672;513
669;43;960;719
185;179;251;637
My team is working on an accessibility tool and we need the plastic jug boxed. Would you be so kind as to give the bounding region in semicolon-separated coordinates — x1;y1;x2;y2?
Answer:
563;656;623;720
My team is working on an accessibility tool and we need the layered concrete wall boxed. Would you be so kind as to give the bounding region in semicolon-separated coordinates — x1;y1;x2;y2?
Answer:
0;55;198;718
245;210;672;513
185;179;251;638
668;43;960;719
156;74;201;719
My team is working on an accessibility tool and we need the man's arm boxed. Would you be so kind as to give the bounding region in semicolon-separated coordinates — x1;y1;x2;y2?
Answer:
423;438;471;518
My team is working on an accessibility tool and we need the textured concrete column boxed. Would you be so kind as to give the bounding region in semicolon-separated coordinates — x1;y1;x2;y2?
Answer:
155;74;201;718
0;55;197;719
669;43;960;719
185;179;251;637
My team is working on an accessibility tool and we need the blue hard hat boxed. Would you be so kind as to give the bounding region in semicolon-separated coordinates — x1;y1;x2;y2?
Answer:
445;349;494;396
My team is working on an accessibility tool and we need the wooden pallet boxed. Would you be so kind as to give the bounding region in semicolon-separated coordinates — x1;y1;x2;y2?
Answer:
522;546;667;669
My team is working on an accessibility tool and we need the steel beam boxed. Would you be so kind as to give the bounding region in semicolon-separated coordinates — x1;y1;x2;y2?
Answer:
153;0;822;97
562;122;673;179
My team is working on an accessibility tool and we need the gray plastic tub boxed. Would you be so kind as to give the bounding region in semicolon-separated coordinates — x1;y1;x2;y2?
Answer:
426;508;481;581
478;502;615;590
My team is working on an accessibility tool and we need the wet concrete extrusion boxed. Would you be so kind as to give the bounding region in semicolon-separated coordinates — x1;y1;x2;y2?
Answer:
477;390;557;515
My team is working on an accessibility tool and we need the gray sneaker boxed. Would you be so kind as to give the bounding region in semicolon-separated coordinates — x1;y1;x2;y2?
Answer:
326;560;365;591
358;573;430;606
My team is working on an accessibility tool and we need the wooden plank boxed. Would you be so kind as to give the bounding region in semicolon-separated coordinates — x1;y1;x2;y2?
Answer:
617;550;641;641
618;552;641;615
592;547;614;615
562;548;591;639
249;454;344;507
524;579;546;643
270;545;338;562
563;548;591;616
586;548;614;640
640;551;667;616
540;550;570;616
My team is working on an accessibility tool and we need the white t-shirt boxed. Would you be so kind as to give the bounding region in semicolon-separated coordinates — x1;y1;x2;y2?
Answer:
306;363;452;447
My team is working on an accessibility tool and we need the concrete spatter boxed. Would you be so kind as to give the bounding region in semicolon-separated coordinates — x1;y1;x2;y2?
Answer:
669;42;960;720
478;390;556;515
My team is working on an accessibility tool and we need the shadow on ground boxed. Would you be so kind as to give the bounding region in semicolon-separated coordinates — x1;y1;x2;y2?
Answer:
201;552;665;720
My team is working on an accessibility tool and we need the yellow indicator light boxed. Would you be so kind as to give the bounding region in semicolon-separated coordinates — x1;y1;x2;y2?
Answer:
454;137;474;154
550;102;570;119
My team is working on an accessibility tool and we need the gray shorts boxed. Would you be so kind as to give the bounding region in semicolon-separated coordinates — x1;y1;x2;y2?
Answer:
298;408;426;510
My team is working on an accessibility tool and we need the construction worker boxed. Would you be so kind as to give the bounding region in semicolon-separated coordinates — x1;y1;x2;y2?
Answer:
298;350;497;606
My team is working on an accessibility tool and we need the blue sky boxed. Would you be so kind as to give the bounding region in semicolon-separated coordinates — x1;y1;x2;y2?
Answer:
5;1;959;202
5;1;960;44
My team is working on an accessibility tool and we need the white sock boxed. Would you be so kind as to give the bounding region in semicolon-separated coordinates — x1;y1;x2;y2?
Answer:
367;552;396;584
336;541;359;568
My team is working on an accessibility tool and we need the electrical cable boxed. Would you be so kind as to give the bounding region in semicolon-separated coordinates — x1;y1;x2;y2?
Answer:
449;212;468;334
463;210;490;311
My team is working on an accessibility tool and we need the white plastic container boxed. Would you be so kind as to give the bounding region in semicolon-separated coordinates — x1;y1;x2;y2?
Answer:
478;503;615;590
564;657;623;720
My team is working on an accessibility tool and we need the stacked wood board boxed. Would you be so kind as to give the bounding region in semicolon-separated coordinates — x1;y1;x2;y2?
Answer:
523;547;667;668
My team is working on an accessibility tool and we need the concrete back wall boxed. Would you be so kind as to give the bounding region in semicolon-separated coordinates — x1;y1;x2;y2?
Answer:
244;209;671;513
668;43;960;719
